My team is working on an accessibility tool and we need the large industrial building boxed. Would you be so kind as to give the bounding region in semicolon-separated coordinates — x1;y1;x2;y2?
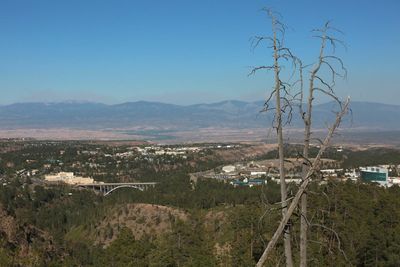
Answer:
44;172;94;185
360;167;388;186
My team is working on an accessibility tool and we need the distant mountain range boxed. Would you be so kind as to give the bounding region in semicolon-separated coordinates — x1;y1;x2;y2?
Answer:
0;100;398;131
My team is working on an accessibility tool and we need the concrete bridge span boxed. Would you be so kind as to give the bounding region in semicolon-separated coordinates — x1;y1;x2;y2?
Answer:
77;182;157;196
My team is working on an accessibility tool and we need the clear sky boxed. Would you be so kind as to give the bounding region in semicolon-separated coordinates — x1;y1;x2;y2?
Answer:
0;0;399;105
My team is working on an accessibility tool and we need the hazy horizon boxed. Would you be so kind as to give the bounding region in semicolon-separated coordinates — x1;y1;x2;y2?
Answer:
1;98;399;107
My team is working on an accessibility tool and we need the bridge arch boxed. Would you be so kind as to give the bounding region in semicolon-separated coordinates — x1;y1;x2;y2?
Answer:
104;185;144;196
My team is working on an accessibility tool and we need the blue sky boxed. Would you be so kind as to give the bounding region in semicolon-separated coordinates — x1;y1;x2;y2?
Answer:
0;0;399;105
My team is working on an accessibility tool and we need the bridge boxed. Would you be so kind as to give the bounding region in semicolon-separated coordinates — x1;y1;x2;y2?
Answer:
77;182;157;196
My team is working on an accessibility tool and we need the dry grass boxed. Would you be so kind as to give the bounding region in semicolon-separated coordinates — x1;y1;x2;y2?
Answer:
95;203;188;246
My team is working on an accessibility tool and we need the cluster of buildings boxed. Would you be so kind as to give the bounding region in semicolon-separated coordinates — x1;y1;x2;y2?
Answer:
230;177;267;187
44;172;94;185
198;162;274;187
135;143;239;157
44;165;400;188
321;165;400;187
221;162;270;177
135;146;201;157
206;160;400;188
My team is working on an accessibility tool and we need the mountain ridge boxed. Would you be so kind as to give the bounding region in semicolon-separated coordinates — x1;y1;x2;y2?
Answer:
0;100;398;131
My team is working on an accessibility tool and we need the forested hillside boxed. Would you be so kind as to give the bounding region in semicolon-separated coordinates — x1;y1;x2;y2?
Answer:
1;172;400;266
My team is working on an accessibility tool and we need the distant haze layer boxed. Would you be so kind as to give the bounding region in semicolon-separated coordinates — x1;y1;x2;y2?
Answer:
0;100;398;142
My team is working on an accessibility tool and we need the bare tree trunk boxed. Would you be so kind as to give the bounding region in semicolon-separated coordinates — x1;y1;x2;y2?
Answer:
272;15;293;267
251;222;254;258
256;98;349;267
299;168;308;267
300;33;325;267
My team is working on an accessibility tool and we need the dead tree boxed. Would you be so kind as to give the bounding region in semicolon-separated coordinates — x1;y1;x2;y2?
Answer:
256;97;350;267
249;9;299;267
298;22;347;267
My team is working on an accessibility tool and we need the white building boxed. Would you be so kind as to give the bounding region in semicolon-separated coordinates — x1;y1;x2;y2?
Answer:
272;178;302;185
250;171;267;176
388;177;400;187
45;172;94;185
222;165;236;173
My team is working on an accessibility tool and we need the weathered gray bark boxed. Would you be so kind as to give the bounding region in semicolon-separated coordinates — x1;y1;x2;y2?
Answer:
299;22;346;266
272;16;294;267
256;98;349;267
299;27;326;267
250;9;309;266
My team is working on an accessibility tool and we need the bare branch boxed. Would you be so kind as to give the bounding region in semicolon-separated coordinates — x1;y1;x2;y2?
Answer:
250;36;276;51
323;55;348;79
314;75;335;93
248;65;274;76
314;88;341;107
309;223;349;262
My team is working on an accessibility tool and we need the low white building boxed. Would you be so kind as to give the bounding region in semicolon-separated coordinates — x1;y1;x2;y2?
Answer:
250;171;267;176
388;177;400;187
344;169;358;178
271;178;302;185
45;172;94;185
222;165;236;173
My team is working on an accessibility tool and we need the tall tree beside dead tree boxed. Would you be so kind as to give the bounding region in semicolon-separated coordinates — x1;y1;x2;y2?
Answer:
298;21;347;267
